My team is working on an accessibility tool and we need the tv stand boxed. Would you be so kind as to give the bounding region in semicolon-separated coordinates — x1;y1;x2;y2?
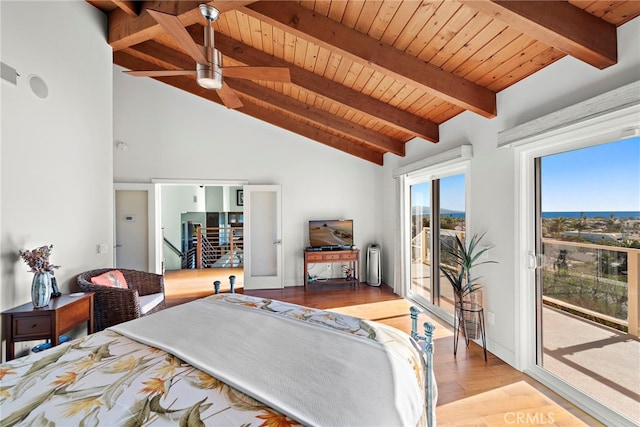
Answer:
304;249;360;290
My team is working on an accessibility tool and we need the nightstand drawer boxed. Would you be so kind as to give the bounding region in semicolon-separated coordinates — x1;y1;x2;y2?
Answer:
341;253;358;260
324;253;341;260
14;316;51;337
307;254;323;261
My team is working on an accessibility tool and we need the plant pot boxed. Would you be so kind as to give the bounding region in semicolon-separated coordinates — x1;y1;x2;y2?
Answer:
31;272;52;308
455;290;483;340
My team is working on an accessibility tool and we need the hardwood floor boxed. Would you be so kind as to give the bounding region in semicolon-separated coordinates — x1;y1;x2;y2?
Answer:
165;269;602;426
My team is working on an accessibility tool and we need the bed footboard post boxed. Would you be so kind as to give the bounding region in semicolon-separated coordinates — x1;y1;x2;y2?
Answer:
410;306;436;427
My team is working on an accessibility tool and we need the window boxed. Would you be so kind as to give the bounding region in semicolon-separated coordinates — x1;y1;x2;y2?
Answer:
407;170;467;316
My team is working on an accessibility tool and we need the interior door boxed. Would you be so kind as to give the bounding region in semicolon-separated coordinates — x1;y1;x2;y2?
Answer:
115;190;149;270
243;185;283;289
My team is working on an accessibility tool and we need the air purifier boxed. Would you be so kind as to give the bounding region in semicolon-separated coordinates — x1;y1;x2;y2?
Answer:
367;244;381;286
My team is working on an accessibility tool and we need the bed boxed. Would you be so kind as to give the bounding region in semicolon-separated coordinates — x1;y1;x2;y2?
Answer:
1;293;435;426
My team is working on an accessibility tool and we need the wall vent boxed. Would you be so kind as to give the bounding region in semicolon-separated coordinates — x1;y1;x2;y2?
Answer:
1;61;19;85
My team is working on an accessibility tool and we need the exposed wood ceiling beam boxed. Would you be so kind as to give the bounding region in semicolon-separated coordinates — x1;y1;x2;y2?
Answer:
240;2;497;118
459;1;617;69
225;77;406;156
112;0;138;17
125;41;403;155
113;51;386;164
192;29;439;143
107;1;254;51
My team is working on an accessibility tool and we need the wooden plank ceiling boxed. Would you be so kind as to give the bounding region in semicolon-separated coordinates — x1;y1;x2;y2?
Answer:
88;1;640;165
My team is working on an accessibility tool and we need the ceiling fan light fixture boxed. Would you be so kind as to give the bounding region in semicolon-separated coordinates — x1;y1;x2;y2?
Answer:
197;63;222;89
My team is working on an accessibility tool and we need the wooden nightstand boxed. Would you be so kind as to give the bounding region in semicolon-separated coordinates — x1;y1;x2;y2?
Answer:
2;293;94;361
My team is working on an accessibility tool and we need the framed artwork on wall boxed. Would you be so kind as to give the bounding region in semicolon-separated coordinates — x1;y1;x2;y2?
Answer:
237;189;244;206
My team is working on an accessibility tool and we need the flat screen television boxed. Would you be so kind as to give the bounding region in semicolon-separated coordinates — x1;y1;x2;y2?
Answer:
308;219;353;249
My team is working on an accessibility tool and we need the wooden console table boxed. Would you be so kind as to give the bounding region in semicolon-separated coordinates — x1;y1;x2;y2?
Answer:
2;293;94;361
304;249;360;290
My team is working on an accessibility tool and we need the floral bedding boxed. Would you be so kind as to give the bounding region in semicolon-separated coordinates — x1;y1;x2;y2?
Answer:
1;293;427;426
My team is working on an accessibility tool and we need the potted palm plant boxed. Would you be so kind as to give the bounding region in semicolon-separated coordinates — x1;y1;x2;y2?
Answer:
440;232;496;339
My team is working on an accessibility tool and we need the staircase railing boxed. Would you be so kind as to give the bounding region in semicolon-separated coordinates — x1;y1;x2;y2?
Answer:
163;237;191;269
195;225;243;268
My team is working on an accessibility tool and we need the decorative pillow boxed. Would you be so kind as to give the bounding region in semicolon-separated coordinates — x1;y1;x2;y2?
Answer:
90;270;128;289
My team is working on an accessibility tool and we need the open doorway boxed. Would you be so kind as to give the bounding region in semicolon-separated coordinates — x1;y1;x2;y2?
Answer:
159;183;245;273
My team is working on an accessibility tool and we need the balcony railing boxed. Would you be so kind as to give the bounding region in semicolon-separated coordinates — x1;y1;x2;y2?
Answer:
411;228;639;338
541;238;639;337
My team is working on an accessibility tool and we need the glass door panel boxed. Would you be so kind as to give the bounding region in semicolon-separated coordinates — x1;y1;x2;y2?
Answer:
410;182;431;302
408;173;465;316
536;137;640;423
438;175;466;315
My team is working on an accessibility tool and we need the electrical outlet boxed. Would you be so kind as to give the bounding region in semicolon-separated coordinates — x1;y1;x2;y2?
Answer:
487;310;495;325
326;263;331;270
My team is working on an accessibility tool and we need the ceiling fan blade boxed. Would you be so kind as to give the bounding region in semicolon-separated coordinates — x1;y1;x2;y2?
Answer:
222;67;291;83
125;70;196;77
147;9;208;65
217;83;244;109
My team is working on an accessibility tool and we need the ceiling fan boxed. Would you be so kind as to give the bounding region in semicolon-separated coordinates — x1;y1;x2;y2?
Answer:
125;4;291;109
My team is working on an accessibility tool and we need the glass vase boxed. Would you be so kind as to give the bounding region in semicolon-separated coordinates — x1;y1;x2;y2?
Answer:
32;272;52;308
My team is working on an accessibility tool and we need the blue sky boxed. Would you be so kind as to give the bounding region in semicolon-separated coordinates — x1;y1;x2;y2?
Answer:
541;137;640;212
411;137;639;213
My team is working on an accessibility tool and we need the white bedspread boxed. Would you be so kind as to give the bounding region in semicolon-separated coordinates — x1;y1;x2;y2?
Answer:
111;297;423;427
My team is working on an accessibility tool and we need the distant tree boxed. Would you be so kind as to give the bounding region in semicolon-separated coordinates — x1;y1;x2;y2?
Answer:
575;213;587;239
548;217;568;238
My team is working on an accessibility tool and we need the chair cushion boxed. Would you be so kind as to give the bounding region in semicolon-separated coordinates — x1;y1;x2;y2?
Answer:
139;293;164;315
90;270;128;289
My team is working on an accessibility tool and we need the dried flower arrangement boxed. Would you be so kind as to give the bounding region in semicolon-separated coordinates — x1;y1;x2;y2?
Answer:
19;244;60;274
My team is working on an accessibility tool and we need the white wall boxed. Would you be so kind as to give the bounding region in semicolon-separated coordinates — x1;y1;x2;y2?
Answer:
381;17;640;366
113;69;381;285
1;1;113;358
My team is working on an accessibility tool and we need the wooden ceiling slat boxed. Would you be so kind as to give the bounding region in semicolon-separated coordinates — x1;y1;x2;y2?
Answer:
367;1;403;41
463;33;536;85
441;19;508;74
378;1;422;46
342;62;365;90
327;1;349;23
354;1;384;34
247;15;264;52
293;36;308;69
392;1;440;52
303;43;321;73
481;39;552;89
240;1;496;118
453;27;520;78
459;0;617;69
350;67;376;93
260;20;274;56
312;46;332;75
416;4;479;63
488;46;564;91
341;1;366;28
405;1;461;57
428;12;493;69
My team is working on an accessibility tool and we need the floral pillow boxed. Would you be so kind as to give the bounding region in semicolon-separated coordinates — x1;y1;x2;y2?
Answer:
90;270;128;288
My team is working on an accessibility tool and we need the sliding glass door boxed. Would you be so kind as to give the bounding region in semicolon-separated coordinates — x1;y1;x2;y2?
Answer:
408;171;466;316
533;137;640;423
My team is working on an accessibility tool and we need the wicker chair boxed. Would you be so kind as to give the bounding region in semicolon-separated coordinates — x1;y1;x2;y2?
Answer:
77;268;166;332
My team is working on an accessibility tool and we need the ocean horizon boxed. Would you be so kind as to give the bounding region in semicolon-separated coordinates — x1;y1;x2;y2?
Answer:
541;211;640;219
434;211;640;219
